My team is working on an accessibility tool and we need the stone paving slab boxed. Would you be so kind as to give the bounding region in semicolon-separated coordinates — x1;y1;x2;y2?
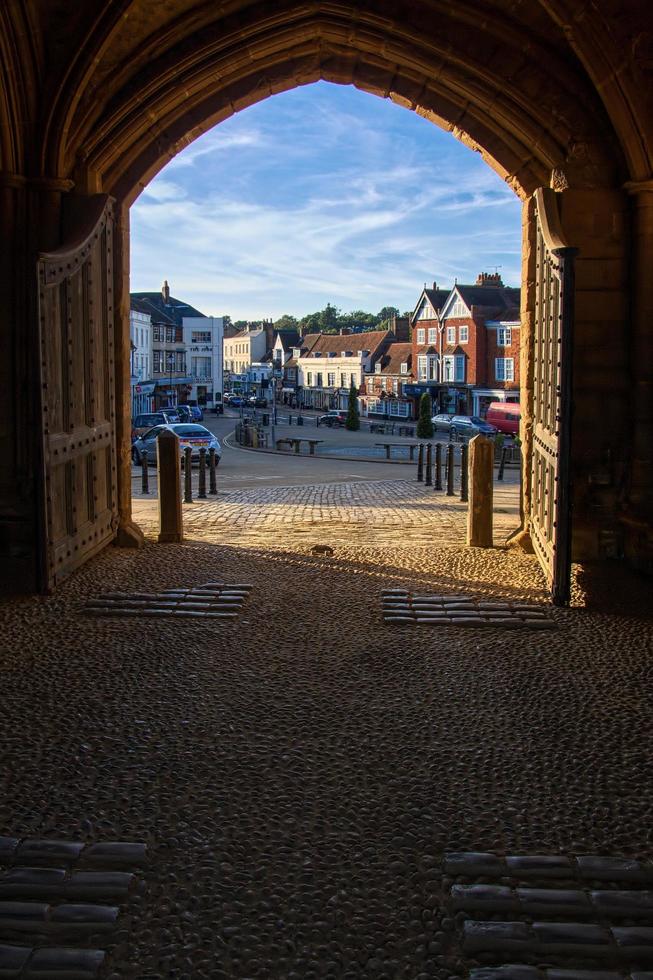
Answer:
83;582;252;621
382;591;555;627
0;840;146;979
445;852;653;881
469;968;646;979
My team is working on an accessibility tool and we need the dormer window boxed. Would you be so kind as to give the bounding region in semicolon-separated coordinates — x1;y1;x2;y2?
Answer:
375;363;382;373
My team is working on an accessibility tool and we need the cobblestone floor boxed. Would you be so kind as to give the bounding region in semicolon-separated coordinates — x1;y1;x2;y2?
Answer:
132;478;520;548
0;479;651;978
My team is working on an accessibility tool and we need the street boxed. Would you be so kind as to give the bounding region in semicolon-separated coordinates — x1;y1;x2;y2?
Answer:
131;407;520;497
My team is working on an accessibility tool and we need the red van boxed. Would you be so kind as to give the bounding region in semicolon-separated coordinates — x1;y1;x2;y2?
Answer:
485;401;520;436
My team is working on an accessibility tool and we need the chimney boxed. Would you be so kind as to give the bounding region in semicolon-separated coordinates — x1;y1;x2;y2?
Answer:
162;280;170;303
432;281;438;291
263;317;275;354
475;272;504;287
391;315;410;342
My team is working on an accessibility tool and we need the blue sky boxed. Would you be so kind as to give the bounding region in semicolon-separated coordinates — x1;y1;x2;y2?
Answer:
130;82;522;320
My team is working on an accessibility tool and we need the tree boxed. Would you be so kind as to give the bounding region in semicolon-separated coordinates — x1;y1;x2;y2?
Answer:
376;305;400;327
273;314;299;331
346;381;360;431
416;392;434;438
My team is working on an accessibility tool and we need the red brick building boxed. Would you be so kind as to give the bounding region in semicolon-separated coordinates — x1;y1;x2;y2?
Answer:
363;342;414;419
406;274;520;417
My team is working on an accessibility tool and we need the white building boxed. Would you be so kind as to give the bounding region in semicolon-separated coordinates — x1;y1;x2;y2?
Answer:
130;308;153;415
182;316;224;408
295;330;393;411
223;326;268;376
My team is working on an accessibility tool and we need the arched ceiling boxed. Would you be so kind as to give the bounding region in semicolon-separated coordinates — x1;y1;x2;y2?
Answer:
5;1;653;201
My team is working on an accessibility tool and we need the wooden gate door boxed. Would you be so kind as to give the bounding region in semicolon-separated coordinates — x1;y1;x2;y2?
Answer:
530;187;578;606
37;195;119;590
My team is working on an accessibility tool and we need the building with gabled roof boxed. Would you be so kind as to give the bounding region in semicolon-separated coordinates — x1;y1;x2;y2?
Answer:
364;342;414;420
406;273;521;417
295;330;394;411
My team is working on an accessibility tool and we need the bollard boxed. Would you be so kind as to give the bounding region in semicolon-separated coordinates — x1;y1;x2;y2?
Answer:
157;428;183;542
198;447;207;499
289;415;293;425
467;434;494;547
183;446;193;503
425;443;432;486
446;443;455;496
498;446;507;481
141;449;149;495
417;443;424;482
208;448;218;494
297;415;303;426
434;443;443;491
460;443;469;502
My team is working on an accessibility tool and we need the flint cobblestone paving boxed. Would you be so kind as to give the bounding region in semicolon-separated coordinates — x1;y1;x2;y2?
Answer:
133;478;520;549
0;475;651;978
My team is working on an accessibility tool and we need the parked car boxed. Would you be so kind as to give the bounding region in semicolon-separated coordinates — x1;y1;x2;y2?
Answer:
189;405;204;421
176;404;192;422
248;396;268;408
131;411;175;441
431;413;455;432
485;401;520;436
226;396;243;407
132;424;222;464
318;411;347;427
450;415;498;439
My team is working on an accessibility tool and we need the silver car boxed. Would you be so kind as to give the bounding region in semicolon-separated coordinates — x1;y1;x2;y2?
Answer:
132;424;222;465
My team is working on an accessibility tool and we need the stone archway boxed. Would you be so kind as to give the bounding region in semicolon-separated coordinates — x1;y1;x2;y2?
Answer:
1;0;651;591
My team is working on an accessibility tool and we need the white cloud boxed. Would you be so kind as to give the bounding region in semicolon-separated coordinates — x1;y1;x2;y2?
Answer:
131;82;522;317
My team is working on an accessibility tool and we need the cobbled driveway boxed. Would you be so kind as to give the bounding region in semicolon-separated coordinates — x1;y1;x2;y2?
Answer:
133;478;520;548
0;479;651;979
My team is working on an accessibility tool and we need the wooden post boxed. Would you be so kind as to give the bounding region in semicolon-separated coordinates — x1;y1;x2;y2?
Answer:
467;434;493;548
157;429;183;543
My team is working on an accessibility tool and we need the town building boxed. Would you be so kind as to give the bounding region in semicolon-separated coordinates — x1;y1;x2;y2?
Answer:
405;274;520;417
271;329;301;404
363;342;414;419
224;324;268;380
296;330;394;411
129;307;153;415
131;282;207;411
182;316;224;409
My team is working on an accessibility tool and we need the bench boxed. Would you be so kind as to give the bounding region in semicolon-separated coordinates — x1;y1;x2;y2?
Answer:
398;425;415;437
369;422;396;434
375;442;420;461
276;437;324;455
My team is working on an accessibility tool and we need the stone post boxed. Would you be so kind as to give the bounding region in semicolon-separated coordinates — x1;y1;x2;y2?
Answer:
467;435;493;548
157;429;183;543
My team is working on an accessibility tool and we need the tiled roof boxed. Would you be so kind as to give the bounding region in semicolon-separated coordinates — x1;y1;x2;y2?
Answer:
455;285;520;315
302;330;392;358
424;288;450;313
130;291;207;325
227;327;265;340
275;329;301;350
130;295;177;326
375;342;413;376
